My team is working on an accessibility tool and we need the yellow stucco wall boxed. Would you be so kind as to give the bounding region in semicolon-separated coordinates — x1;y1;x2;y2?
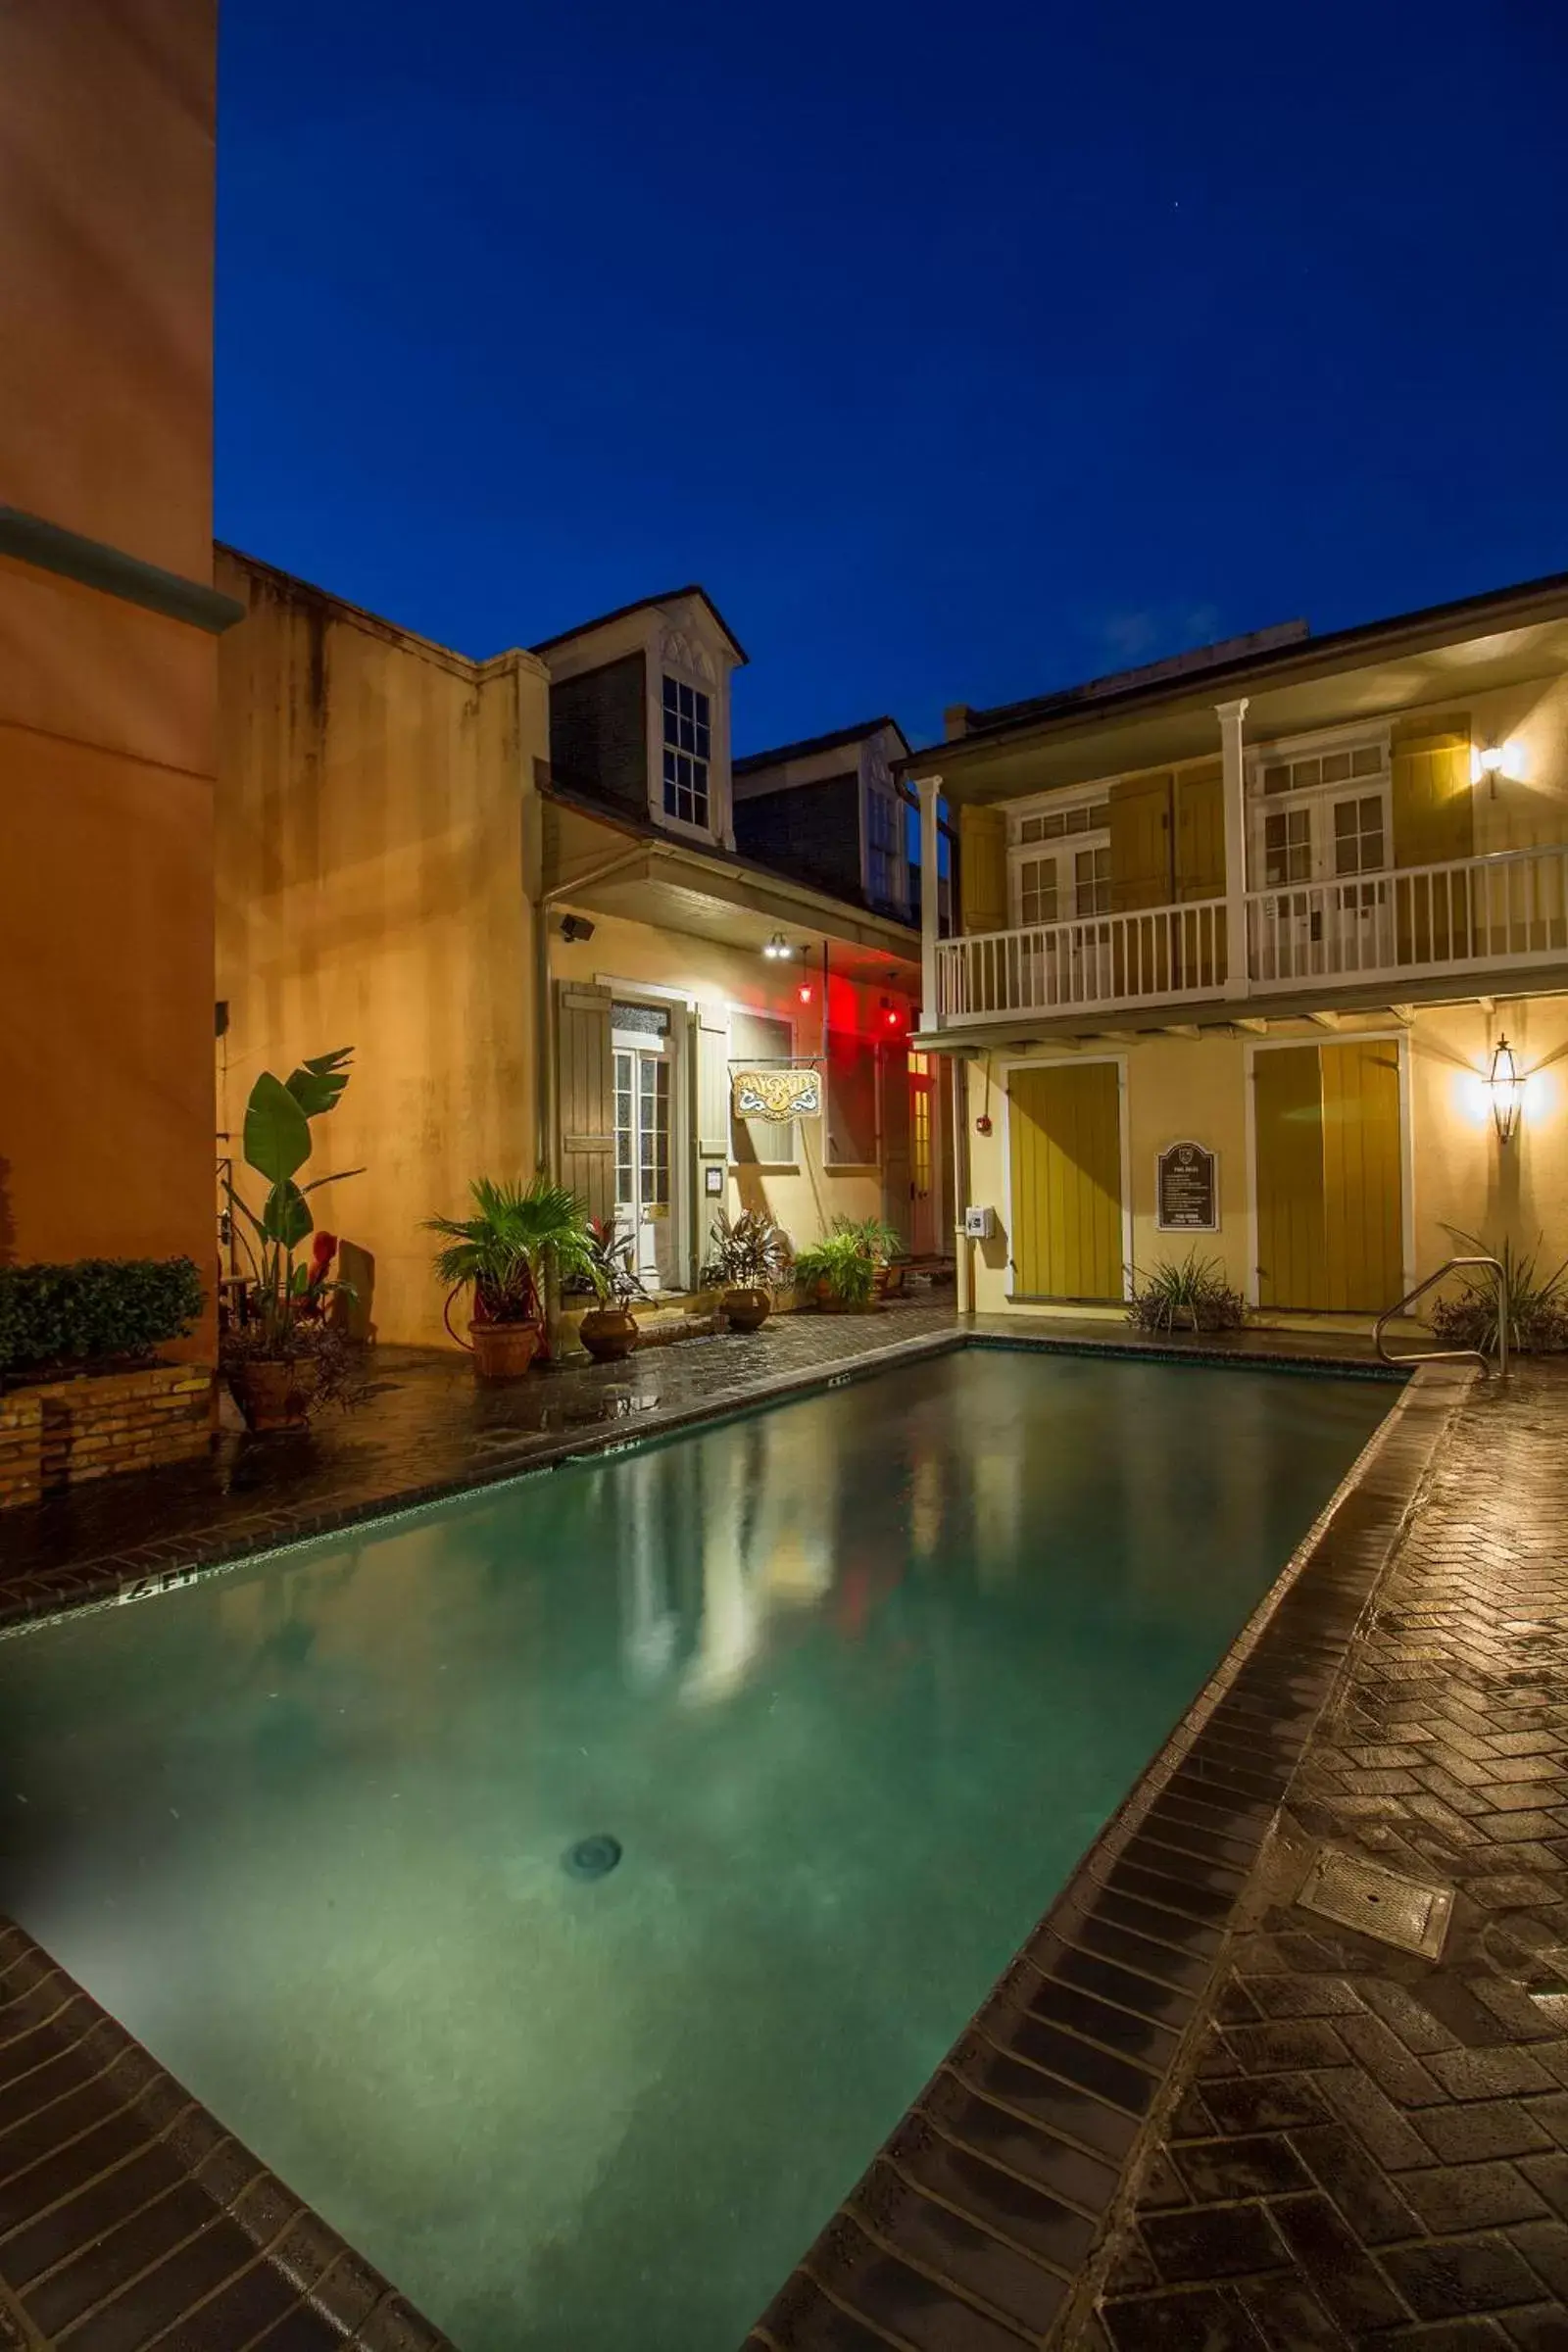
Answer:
0;2;219;1356
551;908;894;1271
958;996;1568;1323
215;552;550;1348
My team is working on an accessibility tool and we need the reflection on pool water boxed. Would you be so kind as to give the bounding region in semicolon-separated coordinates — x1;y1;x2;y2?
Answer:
0;1349;1392;2350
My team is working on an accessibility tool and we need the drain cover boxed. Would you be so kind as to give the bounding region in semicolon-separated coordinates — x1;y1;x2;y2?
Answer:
564;1834;622;1882
1298;1844;1452;1958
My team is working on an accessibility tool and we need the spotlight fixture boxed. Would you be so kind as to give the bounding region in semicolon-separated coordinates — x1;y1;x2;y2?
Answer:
1489;1033;1522;1146
559;913;596;944
761;931;793;960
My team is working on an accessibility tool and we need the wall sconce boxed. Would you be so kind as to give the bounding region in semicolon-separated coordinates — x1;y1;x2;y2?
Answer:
1473;741;1526;795
1489;1033;1522;1145
761;931;794;960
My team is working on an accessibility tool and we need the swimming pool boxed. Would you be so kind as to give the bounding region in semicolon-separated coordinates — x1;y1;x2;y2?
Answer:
0;1348;1391;2349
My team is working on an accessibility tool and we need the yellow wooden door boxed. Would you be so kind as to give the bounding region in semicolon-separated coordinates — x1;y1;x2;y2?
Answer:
1254;1046;1325;1311
1322;1041;1403;1312
1254;1042;1402;1311
1008;1062;1123;1299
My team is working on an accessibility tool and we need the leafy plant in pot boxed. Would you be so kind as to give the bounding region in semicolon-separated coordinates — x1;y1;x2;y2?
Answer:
1127;1250;1247;1335
700;1208;792;1331
425;1177;598;1378
832;1212;905;1298
575;1219;649;1361
795;1228;878;1312
220;1048;363;1431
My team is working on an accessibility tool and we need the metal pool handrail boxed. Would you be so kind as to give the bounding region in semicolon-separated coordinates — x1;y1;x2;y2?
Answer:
1375;1255;1508;1378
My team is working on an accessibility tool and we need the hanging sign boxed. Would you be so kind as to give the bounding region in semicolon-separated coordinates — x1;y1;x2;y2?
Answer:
731;1065;822;1121
1155;1141;1219;1231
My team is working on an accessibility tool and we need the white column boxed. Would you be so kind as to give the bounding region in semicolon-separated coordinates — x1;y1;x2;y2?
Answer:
916;771;943;1029
1216;699;1250;997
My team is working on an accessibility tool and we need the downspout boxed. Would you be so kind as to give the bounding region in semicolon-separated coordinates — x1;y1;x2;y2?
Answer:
951;1052;972;1315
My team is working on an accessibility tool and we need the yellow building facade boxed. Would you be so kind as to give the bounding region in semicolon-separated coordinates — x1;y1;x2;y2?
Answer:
216;558;927;1348
906;576;1568;1330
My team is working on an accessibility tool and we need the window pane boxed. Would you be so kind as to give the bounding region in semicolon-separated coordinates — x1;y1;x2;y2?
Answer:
1322;752;1351;784
1334;801;1356;838
1043;811;1065;838
1352;745;1383;776
1262;764;1291;794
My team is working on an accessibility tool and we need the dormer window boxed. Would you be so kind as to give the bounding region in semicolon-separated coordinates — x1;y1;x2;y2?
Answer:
662;676;711;830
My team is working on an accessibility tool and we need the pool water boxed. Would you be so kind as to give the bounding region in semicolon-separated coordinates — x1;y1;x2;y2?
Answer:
0;1350;1391;2349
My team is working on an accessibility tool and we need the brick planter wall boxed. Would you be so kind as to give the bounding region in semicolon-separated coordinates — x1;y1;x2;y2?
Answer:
0;1392;44;1509
0;1364;214;1507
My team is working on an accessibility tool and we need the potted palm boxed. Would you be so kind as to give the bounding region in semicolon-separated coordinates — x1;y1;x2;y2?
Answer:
834;1213;905;1298
795;1227;879;1312
426;1177;598;1378
700;1208;792;1331
221;1048;362;1431
576;1219;649;1361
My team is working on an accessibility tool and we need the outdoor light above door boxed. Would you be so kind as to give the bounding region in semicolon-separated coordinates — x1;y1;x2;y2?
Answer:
1489;1034;1522;1145
761;931;793;960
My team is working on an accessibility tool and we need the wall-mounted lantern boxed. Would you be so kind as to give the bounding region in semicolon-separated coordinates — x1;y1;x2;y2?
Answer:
1489;1033;1522;1145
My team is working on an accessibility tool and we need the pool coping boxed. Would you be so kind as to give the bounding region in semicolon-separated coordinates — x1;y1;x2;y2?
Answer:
0;1329;1429;2351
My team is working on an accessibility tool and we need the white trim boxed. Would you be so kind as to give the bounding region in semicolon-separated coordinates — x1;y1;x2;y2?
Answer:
998;1051;1132;1304
594;973;698;1008
1249;716;1394;767
1243;1028;1413;1311
1006;779;1114;838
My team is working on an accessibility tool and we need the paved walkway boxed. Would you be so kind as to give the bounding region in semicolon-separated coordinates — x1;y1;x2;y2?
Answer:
1084;1362;1568;2350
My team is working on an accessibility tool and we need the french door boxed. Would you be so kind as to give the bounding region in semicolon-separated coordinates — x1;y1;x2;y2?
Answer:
613;1044;673;1289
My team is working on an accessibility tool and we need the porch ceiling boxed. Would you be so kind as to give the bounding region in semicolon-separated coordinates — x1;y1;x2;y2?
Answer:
552;846;921;990
918;614;1568;806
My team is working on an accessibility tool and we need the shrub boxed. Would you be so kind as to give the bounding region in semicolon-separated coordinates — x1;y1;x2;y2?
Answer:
1431;1230;1568;1357
0;1256;205;1382
1128;1250;1247;1335
700;1208;793;1291
795;1229;878;1307
831;1213;904;1263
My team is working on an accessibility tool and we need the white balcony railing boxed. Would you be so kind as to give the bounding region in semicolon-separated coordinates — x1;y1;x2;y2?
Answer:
1248;843;1568;990
931;844;1568;1028
937;899;1227;1025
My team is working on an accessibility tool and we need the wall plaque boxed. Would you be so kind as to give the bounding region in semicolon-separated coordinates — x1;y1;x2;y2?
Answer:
1156;1141;1218;1232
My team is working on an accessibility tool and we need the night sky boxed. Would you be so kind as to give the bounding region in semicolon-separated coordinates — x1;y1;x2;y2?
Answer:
217;0;1567;755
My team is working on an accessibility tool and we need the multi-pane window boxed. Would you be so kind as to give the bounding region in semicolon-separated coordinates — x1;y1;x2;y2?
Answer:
639;1057;670;1209
1333;795;1386;876
1075;846;1111;916
1263;807;1312;887
1016;799;1109;845
866;786;900;905
662;675;710;828
1260;745;1384;796
1017;857;1059;927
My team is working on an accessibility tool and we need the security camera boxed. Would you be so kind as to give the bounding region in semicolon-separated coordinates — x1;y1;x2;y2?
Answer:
559;914;596;944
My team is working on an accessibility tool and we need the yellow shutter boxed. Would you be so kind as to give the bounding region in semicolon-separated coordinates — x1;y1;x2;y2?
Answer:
1008;1062;1123;1300
1321;1041;1402;1312
1392;721;1473;867
1254;1041;1403;1312
958;805;1008;934
1174;760;1225;899
1253;1046;1326;1310
1108;771;1173;911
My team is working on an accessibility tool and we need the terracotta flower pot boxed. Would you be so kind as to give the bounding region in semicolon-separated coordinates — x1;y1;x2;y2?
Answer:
228;1357;317;1433
469;1320;540;1380
578;1306;639;1362
872;1262;892;1299
723;1287;772;1333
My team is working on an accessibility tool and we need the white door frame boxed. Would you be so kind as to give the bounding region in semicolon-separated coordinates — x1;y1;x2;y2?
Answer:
611;1000;690;1291
1242;1029;1414;1311
999;1053;1133;1304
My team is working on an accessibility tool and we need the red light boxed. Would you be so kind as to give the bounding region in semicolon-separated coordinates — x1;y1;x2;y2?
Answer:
885;1006;902;1028
798;983;813;1005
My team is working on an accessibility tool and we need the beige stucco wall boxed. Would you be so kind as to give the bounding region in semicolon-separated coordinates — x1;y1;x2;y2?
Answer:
958;995;1568;1324
0;1;219;1353
215;553;550;1347
551;907;895;1273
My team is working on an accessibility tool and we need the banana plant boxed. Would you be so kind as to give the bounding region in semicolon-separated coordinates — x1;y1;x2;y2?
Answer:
226;1049;362;1347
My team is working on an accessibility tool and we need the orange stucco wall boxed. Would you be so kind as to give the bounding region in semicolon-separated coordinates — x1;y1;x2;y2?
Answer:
0;1;219;1353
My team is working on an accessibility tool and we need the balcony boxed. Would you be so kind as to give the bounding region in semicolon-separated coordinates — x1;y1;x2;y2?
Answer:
933;843;1568;1030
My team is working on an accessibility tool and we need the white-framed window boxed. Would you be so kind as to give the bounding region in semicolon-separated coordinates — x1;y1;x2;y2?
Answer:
1250;732;1391;890
662;674;711;830
1009;796;1112;928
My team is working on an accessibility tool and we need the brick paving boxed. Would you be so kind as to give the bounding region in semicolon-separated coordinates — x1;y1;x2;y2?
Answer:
1080;1361;1568;2350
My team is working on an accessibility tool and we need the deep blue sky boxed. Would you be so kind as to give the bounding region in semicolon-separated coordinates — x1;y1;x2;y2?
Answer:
217;0;1567;754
